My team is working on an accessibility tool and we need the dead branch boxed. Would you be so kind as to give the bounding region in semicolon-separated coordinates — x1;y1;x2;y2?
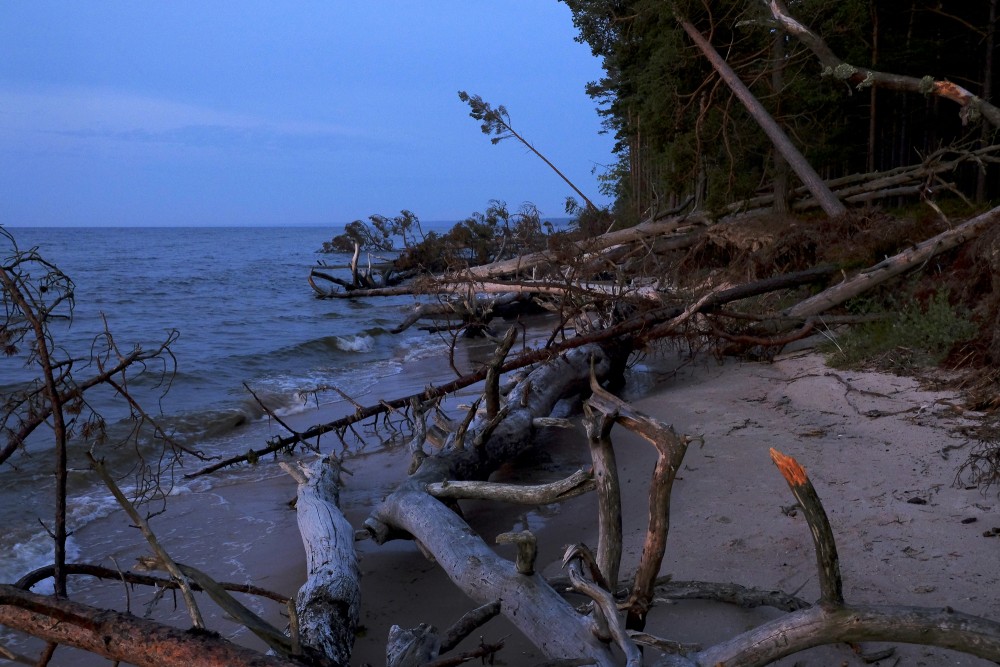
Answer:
585;380;691;631
0;584;310;667
764;0;1000;128
14;563;288;603
426;468;595;503
88;453;205;630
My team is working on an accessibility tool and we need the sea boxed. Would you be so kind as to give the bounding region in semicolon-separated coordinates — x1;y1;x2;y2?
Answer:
0;224;468;594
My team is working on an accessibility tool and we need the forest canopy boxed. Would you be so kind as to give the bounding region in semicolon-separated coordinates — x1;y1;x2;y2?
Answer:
560;0;1000;224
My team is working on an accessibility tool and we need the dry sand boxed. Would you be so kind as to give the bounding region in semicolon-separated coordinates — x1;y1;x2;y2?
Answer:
347;347;1000;665
8;348;999;666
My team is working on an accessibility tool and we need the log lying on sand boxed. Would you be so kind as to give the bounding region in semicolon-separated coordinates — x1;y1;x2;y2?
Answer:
281;456;360;667
0;585;304;667
364;342;623;665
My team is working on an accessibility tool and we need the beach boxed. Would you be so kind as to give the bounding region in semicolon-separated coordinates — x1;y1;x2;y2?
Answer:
9;343;999;666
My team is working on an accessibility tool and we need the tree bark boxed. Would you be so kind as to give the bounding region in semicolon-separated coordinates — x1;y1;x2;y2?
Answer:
0;585;303;667
283;456;360;667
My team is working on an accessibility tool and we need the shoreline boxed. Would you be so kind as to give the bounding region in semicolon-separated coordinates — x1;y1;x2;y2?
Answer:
7;346;999;666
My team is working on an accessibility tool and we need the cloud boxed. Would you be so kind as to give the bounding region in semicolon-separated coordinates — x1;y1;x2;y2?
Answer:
0;86;365;157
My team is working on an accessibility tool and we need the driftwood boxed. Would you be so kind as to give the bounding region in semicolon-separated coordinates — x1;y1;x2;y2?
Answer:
363;343;624;665
281;456;360;667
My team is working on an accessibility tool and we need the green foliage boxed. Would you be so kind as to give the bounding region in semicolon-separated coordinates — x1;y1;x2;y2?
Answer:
458;91;514;145
321;210;423;253
823;288;977;371
321;202;552;274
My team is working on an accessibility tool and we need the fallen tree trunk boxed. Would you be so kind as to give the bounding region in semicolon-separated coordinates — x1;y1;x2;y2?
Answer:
362;343;622;664
786;203;1000;317
0;585;306;667
462;213;708;281
371;480;618;666
677;15;846;218
282;456;360;667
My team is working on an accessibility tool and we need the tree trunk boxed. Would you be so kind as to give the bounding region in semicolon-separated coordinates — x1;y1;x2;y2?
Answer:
284;456;360;667
764;0;1000;129
786;203;1000;317
676;16;846;218
0;586;303;667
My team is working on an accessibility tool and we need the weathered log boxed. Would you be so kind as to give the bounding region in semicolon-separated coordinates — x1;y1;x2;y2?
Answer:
786;204;1000;317
282;456;360;667
371;480;617;665
363;344;620;664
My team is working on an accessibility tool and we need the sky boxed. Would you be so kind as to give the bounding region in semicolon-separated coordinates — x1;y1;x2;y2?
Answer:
0;2;615;227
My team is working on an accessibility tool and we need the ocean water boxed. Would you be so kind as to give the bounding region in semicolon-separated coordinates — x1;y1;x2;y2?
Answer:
0;225;455;590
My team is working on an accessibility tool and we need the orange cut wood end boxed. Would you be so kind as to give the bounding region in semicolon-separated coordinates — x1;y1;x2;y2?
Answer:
934;80;969;102
770;448;808;486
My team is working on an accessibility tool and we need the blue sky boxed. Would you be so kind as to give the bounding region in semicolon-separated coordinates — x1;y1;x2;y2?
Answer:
0;2;614;227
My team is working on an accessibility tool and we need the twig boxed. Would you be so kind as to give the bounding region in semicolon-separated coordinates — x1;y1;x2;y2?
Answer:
87;453;206;628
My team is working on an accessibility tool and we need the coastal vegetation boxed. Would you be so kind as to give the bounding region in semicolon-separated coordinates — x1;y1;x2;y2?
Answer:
6;2;1000;666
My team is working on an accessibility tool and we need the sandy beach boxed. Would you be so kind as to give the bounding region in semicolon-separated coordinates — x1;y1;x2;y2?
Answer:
9;346;999;666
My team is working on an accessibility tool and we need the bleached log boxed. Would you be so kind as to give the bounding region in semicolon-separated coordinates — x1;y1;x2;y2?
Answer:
372;481;617;666
283;455;360;667
365;343;619;664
